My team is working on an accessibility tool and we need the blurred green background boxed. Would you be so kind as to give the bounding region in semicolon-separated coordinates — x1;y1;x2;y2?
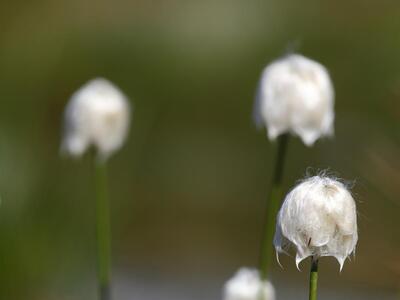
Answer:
0;0;399;299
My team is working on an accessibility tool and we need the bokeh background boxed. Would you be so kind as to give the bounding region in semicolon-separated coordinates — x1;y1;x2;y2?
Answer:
0;0;399;299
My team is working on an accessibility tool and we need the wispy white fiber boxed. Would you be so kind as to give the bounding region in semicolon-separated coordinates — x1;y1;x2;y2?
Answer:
61;78;131;161
254;54;334;146
274;175;358;271
223;268;275;300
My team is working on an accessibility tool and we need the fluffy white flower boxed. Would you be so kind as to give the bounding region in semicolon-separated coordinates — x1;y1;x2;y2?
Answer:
61;78;131;161
223;268;275;300
254;54;334;146
274;175;358;271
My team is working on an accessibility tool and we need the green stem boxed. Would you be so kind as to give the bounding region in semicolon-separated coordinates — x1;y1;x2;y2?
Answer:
309;257;319;300
259;134;289;280
95;159;111;300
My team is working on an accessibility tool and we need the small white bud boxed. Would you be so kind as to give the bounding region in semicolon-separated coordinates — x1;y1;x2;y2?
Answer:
274;175;358;271
223;268;275;300
61;78;131;161
254;54;334;146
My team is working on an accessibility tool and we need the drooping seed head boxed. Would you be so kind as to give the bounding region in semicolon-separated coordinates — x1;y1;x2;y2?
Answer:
274;175;358;271
61;78;131;161
223;268;275;300
254;54;334;146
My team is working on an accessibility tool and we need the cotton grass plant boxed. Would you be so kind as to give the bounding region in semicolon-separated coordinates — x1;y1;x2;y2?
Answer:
222;54;336;300
253;53;335;282
61;78;131;300
223;268;275;300
274;175;358;300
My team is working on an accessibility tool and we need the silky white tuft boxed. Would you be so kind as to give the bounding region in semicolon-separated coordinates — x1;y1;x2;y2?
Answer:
61;78;131;161
223;268;275;300
274;175;358;271
254;54;334;146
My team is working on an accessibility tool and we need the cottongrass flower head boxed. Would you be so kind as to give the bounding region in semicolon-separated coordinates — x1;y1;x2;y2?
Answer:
274;175;358;271
223;268;275;300
62;78;131;161
254;54;334;146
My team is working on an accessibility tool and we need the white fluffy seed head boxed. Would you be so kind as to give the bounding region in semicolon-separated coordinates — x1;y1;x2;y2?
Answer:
254;54;334;146
274;175;358;271
223;268;275;300
61;78;131;161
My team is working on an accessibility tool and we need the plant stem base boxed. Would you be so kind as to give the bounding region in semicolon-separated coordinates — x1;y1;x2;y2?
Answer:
259;134;289;280
309;257;319;300
95;159;111;300
100;284;110;300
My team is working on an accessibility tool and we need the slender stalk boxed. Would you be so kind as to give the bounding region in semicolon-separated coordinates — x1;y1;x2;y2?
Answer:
309;257;319;300
94;159;112;300
259;134;289;280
